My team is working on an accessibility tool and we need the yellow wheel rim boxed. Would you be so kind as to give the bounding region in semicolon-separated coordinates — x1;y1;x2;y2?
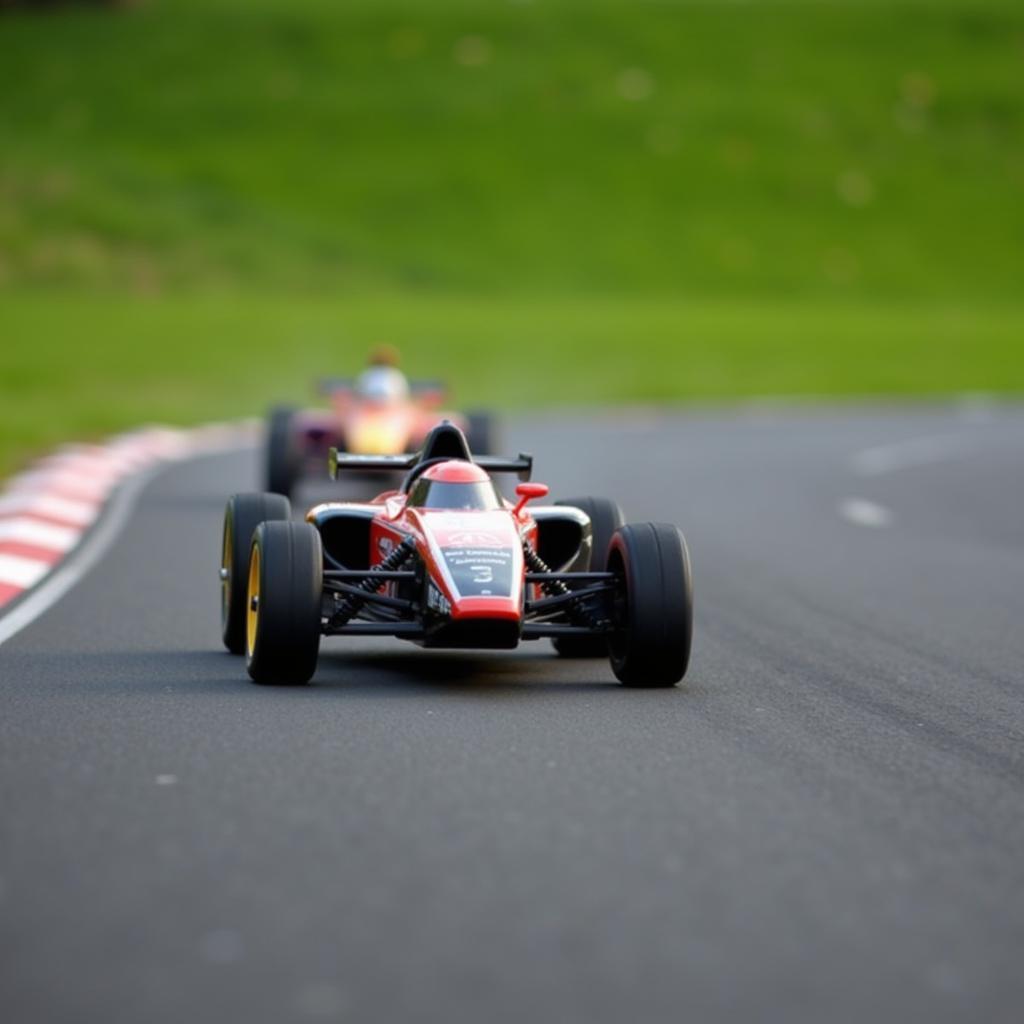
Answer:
246;542;261;658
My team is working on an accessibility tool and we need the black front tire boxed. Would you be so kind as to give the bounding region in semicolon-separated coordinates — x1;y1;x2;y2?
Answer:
552;497;624;658
607;522;693;687
246;521;323;685
221;492;291;654
265;406;299;497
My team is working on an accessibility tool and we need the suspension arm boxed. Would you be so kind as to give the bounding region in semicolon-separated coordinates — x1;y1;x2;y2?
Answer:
522;622;611;639
323;581;415;613
522;542;611;630
324;569;417;582
525;583;615;617
328;536;419;628
323;622;425;638
525;572;615;584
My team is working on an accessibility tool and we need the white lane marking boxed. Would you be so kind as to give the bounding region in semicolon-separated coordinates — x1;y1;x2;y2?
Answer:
850;433;973;476
839;498;892;528
0;517;81;552
0;553;52;588
155;774;178;786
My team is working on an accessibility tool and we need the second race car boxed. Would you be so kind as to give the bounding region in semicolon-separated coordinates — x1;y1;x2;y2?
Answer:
264;347;495;498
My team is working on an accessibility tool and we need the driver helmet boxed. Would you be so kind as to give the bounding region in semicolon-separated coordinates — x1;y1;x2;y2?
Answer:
356;345;409;402
422;460;490;484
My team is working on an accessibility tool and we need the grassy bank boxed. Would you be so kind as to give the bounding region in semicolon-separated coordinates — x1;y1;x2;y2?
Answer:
1;0;1022;473
4;290;1021;476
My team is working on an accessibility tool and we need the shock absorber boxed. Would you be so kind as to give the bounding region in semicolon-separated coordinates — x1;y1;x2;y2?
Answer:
523;542;605;629
330;536;418;627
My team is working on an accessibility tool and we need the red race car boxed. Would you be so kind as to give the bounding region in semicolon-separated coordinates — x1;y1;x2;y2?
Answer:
221;422;693;687
265;371;495;498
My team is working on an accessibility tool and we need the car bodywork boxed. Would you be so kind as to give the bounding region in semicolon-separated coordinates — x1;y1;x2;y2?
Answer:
308;424;605;649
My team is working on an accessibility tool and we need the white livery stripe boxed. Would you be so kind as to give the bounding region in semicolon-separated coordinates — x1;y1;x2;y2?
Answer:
0;553;52;588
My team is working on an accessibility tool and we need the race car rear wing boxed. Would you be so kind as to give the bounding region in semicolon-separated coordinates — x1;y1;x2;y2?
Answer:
328;447;533;481
317;377;448;397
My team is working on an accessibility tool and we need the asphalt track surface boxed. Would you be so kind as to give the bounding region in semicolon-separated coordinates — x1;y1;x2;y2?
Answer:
2;405;1023;1024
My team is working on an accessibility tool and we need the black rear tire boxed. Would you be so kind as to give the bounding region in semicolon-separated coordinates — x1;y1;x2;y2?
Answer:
607;522;693;687
265;406;299;497
221;492;291;654
552;497;624;658
465;411;497;456
246;521;323;685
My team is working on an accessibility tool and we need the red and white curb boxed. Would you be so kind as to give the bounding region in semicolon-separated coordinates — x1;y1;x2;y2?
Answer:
0;422;256;618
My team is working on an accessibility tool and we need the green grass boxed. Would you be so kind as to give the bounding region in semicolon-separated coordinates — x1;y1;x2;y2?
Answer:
4;290;1022;476
1;0;1022;475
